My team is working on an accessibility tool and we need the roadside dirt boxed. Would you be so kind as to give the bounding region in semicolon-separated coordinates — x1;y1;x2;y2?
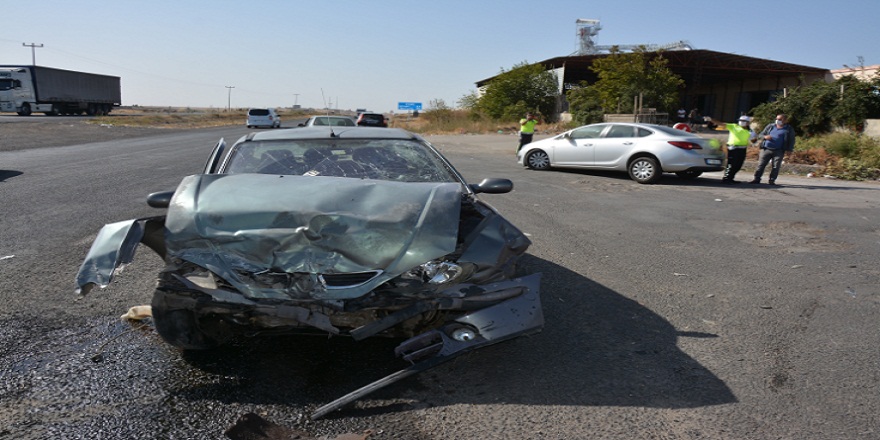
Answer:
0;119;185;152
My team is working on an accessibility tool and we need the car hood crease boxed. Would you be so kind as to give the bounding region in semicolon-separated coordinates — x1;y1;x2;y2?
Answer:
165;174;462;298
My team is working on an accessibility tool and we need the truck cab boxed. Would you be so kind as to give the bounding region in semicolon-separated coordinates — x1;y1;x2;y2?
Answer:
0;67;39;115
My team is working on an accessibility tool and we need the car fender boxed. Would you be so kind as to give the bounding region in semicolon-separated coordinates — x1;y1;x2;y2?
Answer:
75;216;167;295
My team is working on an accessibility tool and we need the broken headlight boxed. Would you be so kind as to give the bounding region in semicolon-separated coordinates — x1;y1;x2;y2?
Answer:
422;261;464;285
400;260;470;286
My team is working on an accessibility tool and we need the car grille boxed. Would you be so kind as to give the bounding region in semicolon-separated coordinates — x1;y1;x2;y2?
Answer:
321;271;381;288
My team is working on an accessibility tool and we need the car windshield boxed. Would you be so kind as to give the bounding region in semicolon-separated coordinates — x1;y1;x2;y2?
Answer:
221;138;460;183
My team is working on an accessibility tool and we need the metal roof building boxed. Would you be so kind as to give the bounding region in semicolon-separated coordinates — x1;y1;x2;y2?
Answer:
476;50;829;122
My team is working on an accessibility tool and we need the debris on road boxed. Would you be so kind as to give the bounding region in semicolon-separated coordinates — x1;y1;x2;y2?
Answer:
120;305;152;321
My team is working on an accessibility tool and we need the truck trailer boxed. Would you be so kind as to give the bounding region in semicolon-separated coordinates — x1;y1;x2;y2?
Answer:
0;65;121;116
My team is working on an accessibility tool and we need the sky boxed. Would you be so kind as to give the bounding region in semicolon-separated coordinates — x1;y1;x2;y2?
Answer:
2;0;878;113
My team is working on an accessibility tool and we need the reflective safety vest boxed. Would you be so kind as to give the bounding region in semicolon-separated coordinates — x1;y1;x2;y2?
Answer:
520;119;538;134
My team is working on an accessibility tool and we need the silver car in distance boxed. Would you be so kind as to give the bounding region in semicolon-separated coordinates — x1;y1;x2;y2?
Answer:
517;122;724;184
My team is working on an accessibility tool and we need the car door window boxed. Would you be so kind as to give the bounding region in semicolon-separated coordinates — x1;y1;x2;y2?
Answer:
570;125;606;140
604;125;635;138
637;128;653;137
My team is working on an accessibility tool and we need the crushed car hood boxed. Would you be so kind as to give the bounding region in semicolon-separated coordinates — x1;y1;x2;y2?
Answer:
165;174;462;299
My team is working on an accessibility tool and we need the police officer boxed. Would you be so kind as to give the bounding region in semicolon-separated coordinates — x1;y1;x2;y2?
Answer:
517;112;539;153
707;115;757;184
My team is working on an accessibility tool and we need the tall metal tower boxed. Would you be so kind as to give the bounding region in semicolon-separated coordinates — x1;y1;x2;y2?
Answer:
575;19;602;55
573;19;693;55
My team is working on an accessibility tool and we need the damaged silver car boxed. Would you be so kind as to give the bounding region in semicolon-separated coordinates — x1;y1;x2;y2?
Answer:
75;126;543;417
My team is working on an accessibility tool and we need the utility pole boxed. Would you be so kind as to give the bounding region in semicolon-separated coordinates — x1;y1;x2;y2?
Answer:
225;86;235;111
22;43;43;66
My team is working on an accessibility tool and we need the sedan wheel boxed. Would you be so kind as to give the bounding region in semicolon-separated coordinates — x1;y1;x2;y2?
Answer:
628;157;661;184
526;150;551;170
151;289;232;350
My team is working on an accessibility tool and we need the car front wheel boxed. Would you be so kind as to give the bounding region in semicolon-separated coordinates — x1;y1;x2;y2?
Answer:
151;289;232;350
628;157;661;184
526;150;551;170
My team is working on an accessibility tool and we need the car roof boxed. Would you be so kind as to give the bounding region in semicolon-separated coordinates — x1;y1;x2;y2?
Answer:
243;126;418;142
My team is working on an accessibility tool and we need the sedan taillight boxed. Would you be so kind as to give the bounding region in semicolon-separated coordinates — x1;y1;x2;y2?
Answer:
668;141;702;150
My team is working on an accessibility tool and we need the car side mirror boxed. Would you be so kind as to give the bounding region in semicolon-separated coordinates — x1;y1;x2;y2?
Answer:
469;178;513;194
298;123;305;127
147;191;175;208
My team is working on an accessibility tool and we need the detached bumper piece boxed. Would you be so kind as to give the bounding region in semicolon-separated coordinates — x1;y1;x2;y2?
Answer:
310;273;543;420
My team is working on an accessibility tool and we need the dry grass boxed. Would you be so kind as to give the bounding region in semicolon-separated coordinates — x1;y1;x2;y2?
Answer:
88;107;312;129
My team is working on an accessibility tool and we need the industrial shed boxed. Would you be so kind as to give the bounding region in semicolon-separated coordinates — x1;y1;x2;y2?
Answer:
476;50;828;122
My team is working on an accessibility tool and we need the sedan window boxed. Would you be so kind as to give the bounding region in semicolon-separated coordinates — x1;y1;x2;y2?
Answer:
637;127;653;137
604;125;635;138
570;125;606;140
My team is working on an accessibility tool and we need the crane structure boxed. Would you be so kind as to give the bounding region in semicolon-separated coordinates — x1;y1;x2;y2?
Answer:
574;18;693;56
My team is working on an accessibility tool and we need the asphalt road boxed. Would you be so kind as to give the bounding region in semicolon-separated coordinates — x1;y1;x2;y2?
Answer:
1;120;878;439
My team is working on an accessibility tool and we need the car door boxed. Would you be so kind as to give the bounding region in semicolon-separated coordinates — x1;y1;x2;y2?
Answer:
552;124;608;166
591;124;642;168
203;139;227;174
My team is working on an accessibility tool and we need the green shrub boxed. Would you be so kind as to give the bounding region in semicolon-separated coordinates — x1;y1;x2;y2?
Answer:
797;132;860;158
798;132;880;180
823;157;880;181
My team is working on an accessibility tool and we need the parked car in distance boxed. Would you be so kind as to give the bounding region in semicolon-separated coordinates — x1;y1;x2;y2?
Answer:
356;112;388;127
298;115;356;127
246;108;281;128
517;122;724;184
75;126;543;418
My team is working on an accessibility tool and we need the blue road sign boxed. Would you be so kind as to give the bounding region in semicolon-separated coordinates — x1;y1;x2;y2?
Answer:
398;102;422;111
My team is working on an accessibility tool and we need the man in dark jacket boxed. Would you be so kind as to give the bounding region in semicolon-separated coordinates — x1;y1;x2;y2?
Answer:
750;114;796;185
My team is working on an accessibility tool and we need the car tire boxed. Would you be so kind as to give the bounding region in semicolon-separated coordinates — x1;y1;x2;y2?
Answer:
526;150;551;170
18;103;32;116
151;289;232;350
628;157;661;184
675;170;703;179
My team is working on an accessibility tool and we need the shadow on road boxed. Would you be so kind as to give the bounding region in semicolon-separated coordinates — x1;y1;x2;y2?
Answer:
169;253;736;416
0;170;23;182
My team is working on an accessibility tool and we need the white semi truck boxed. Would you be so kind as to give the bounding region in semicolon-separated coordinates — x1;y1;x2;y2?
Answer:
0;65;121;116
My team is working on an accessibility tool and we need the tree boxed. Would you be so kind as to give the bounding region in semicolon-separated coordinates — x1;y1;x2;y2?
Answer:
423;99;453;124
566;84;604;125
752;74;880;136
586;48;683;113
475;62;559;121
457;91;480;110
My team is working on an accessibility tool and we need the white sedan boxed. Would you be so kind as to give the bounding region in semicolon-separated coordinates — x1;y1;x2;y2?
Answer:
517;122;724;184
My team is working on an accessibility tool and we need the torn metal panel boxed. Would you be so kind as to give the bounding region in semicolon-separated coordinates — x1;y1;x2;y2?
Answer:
75;216;165;295
310;273;543;420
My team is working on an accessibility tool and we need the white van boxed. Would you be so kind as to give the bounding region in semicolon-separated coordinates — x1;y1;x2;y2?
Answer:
246;108;281;128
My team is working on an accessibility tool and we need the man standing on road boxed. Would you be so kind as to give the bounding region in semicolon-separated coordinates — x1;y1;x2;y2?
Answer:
750;114;796;185
707;115;757;184
517;112;539;153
